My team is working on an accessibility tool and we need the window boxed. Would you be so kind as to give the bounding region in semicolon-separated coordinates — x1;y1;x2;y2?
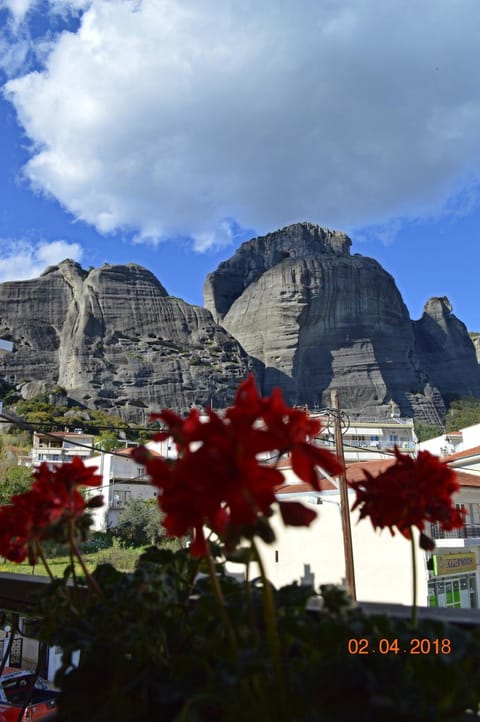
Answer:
470;503;480;524
111;490;130;509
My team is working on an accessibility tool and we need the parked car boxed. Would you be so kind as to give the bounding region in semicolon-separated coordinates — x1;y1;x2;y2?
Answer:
0;667;58;721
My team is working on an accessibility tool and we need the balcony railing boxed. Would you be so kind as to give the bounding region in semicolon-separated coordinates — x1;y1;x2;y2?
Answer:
431;523;480;540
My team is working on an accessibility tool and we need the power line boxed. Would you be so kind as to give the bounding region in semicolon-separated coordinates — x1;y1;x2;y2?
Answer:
0;415;158;433
0;404;413;474
0;411;141;461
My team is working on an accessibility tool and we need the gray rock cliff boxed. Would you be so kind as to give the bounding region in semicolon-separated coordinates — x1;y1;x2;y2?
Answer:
413;297;480;399
1;223;478;424
472;335;480;364
0;260;253;422
204;223;480;420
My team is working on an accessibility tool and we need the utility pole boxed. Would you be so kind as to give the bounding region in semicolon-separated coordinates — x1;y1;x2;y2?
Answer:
331;389;357;601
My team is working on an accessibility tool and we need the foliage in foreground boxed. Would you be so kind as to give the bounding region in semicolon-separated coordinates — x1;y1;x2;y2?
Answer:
36;547;480;722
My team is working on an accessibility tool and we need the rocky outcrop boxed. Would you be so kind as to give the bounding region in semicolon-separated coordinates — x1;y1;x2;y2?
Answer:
413;297;480;399
1;223;479;424
204;222;352;323
472;335;480;364
204;223;479;420
0;260;253;422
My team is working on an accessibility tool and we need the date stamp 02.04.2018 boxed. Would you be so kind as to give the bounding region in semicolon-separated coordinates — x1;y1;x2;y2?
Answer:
347;638;452;655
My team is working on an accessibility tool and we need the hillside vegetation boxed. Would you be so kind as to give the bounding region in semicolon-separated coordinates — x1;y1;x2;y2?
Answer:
445;396;480;432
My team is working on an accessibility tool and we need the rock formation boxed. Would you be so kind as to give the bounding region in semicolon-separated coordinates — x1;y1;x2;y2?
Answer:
472;335;480;364
204;223;480;421
1;223;479;424
413;298;480;400
0;260;252;422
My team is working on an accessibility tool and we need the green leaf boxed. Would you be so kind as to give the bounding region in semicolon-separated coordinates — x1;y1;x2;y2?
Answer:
224;547;252;565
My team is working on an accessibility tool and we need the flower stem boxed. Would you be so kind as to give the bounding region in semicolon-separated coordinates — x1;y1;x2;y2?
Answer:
410;527;418;629
36;542;55;581
69;543;79;587
68;521;104;599
251;539;285;716
244;546;260;647
205;543;238;656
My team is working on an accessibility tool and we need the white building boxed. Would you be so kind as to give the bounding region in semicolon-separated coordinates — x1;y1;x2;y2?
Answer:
418;421;480;459
418;421;480;474
32;431;95;467
83;444;163;530
232;457;480;610
442;445;480;476
314;416;416;462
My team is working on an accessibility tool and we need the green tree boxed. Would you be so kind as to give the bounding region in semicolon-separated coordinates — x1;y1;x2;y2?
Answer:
445;396;480;432
413;421;444;443
95;433;119;452
7;393;136;441
113;498;165;547
0;465;33;503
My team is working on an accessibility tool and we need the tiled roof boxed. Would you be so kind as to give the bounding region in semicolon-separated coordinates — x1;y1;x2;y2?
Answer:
276;457;480;492
441;445;480;462
345;458;396;482
345;458;480;488
276;478;337;493
454;470;480;488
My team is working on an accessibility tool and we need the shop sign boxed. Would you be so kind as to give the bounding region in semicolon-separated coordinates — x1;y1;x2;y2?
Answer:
432;552;477;576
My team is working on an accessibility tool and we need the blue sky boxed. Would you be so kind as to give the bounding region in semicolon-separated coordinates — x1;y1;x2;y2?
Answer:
1;0;480;330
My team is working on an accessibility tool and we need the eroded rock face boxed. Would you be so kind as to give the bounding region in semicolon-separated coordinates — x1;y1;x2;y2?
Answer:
204;222;352;323
204;223;479;420
1;224;478;424
0;260;253;422
413;297;480;399
472;336;480;364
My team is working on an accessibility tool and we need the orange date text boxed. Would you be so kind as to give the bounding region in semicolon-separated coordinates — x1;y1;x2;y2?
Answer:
347;637;452;655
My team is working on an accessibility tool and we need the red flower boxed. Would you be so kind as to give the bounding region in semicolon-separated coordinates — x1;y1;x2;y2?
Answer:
265;401;342;488
348;447;466;545
0;457;102;564
135;374;342;555
0;504;32;563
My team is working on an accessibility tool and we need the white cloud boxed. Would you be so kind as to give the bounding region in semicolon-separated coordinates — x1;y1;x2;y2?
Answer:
0;240;83;282
4;0;480;249
0;0;36;25
0;0;90;25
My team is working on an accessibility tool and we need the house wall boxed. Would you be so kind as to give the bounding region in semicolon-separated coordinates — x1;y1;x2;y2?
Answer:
418;434;460;456
460;423;480;451
83;453;157;531
229;491;428;606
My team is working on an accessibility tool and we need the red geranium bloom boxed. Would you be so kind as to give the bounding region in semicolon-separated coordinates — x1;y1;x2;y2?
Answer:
348;447;466;545
0;457;102;564
0;504;32;563
135;374;342;555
